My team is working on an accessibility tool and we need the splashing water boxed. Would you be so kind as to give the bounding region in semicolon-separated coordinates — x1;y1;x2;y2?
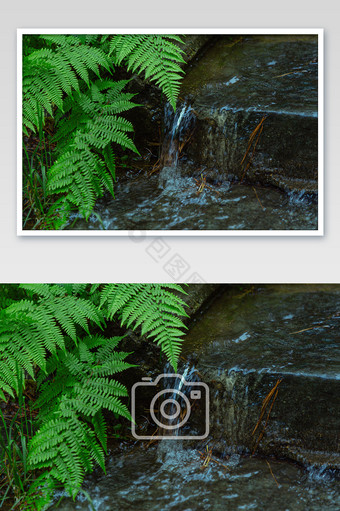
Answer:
66;38;318;231
54;446;340;511
53;298;340;510
158;102;196;189
158;363;200;438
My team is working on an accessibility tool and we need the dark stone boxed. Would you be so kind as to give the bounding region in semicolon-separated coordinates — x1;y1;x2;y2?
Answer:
179;35;318;194
202;370;340;470
183;283;222;319
124;35;217;156
183;285;340;469
178;35;217;67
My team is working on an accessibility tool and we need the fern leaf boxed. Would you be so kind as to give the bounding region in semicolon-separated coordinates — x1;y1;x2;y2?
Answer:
109;34;185;110
0;285;106;398
99;284;187;370
46;79;139;220
30;333;133;497
22;34;112;133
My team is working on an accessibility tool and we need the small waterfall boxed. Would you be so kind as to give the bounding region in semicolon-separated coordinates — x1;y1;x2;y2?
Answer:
158;102;196;189
159;363;199;435
157;362;200;459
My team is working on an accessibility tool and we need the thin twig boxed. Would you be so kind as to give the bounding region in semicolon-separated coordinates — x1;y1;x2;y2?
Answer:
290;325;329;335
266;460;280;487
240;116;267;182
252;380;281;436
198;448;230;471
252;379;282;455
193;174;220;197
289;311;339;335
252;186;265;210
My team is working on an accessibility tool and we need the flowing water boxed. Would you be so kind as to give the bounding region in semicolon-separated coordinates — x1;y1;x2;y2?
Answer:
54;443;340;510
54;285;339;510
67;35;319;232
182;285;340;465
67;175;317;231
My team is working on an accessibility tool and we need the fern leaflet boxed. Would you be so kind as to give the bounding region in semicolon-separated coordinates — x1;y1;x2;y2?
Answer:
110;34;185;110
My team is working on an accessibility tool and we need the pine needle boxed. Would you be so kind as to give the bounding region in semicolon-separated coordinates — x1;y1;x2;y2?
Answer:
252;379;282;455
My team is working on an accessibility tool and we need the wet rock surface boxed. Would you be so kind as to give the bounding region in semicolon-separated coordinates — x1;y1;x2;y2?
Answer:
181;284;222;318
183;285;340;468
178;34;215;67
72;35;319;231
68;175;318;231
54;444;340;511
52;285;340;510
180;35;318;192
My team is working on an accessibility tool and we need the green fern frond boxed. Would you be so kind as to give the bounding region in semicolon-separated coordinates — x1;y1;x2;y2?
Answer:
22;34;112;134
92;410;107;449
109;34;185;110
46;79;139;219
1;283;190;506
0;356;21;398
56;283;89;297
26;473;56;511
99;284;188;370
29;414;96;494
0;286;106;399
19;283;64;299
23;34;187;225
29;334;133;496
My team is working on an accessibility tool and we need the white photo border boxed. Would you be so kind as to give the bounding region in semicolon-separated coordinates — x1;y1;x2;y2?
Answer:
17;28;324;237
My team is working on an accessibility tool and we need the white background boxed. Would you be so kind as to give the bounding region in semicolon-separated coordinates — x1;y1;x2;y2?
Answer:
1;0;339;283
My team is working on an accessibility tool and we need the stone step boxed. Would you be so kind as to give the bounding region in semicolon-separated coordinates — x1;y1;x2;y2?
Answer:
180;35;319;191
183;285;340;469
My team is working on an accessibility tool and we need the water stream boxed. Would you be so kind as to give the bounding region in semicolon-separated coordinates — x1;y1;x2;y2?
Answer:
55;445;339;511
67;36;318;231
54;286;339;510
68;174;317;231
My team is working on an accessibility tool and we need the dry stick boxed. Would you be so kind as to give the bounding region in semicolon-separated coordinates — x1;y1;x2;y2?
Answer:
275;71;301;78
289;311;339;335
266;460;280;488
225;37;244;49
194;175;220;197
261;389;279;435
240;118;264;164
240;116;266;182
253;381;281;436
241;117;265;163
274;59;317;79
235;286;255;300
252;186;265;210
274;70;308;78
202;447;212;467
146;428;159;447
198;449;230;471
179;126;196;154
252;380;281;436
241;125;264;181
290;325;329;335
252;388;280;455
252;380;282;455
148;158;161;176
240;126;260;166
